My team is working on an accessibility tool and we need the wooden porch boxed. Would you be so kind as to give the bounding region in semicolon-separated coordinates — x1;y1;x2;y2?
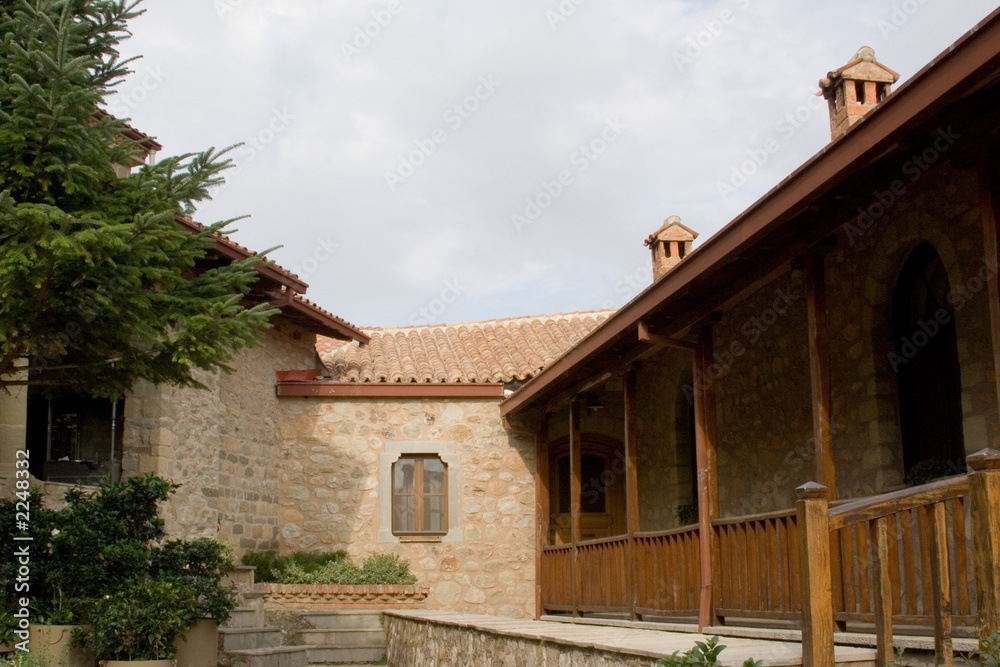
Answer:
537;447;1000;667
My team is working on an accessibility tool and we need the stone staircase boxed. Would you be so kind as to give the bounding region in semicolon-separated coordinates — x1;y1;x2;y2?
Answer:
220;567;386;667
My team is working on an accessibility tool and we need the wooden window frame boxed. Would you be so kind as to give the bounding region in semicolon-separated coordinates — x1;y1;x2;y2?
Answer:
391;454;448;538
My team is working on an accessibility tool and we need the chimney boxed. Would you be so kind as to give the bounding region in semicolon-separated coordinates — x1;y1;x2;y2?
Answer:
644;216;698;280
819;46;899;140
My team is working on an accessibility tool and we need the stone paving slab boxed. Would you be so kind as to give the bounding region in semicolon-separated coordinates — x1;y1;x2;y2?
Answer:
385;611;879;666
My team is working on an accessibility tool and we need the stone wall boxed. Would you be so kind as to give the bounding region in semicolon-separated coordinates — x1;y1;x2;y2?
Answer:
384;612;659;667
824;161;999;496
275;396;537;618
711;269;815;516
122;319;320;552
263;583;428;609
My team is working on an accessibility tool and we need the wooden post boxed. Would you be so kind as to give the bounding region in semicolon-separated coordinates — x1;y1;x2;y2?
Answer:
624;369;641;620
570;399;582;617
806;255;837;498
797;482;834;667
694;325;719;629
928;502;954;667
535;417;550;620
869;516;895;667
968;448;1000;642
977;155;1000;424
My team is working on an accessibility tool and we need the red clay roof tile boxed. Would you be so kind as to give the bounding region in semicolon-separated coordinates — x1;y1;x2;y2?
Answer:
317;310;615;384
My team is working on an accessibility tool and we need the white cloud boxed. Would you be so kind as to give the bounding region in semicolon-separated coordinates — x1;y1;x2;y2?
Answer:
118;0;998;326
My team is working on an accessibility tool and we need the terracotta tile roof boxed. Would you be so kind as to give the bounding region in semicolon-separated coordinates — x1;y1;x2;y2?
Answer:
317;310;616;384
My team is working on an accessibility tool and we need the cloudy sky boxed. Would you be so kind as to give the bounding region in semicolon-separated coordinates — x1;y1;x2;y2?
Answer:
115;0;998;328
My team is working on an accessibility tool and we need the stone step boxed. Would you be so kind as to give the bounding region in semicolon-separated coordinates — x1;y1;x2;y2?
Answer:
219;627;284;651
226;607;265;628
296;628;385;647
226;646;308;667
299;611;384;630
306;645;386;664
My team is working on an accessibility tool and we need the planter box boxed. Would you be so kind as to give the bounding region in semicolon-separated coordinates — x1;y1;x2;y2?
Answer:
29;625;94;667
263;583;429;610
174;619;218;667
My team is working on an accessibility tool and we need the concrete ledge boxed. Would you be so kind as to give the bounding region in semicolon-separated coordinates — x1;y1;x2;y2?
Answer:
384;610;879;667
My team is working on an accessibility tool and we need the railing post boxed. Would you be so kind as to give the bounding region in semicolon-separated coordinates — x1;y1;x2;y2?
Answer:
929;502;954;667
869;517;895;667
797;482;834;667
968;448;1000;642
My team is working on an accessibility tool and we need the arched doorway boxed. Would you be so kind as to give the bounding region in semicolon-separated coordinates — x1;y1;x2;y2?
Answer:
891;241;965;482
547;434;625;544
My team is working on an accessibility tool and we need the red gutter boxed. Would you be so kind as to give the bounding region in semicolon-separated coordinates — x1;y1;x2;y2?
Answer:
276;381;505;398
499;5;1000;418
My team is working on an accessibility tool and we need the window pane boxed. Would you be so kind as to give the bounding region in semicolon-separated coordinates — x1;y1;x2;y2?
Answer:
423;457;445;494
581;454;607;513
424;495;446;532
394;495;415;532
557;456;570;514
393;459;415;494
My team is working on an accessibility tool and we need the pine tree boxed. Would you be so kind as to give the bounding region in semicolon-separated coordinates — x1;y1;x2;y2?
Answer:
0;0;277;398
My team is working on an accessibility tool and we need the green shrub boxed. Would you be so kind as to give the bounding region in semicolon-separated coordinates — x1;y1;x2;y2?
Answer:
657;636;762;667
242;549;348;582
244;550;417;585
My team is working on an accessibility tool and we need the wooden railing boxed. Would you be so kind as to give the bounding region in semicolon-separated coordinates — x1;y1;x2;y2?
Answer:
541;525;700;618
577;535;630;613
712;509;801;622
539;543;574;612
829;476;975;628
634;524;701;617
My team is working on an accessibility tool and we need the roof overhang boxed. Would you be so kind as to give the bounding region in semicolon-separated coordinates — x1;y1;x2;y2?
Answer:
500;5;1000;419
276;381;504;398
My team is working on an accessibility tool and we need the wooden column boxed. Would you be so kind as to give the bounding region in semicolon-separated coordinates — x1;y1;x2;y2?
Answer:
569;399;582;617
797;482;834;667
534;417;550;620
693;325;719;629
806;255;837;498
624;369;641;620
968;448;1000;641
977;154;1000;425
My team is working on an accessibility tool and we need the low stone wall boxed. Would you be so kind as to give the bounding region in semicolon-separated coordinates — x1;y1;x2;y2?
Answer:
384;612;657;667
263;583;428;609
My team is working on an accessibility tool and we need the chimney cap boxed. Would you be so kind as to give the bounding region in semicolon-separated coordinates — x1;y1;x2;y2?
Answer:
819;46;900;94
644;215;699;248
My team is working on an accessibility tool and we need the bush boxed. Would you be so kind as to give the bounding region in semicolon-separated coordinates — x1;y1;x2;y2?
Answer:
244;550;416;585
242;549;347;583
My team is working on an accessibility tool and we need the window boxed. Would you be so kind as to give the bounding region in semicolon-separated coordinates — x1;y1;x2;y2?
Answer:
378;442;460;543
26;386;123;484
392;455;447;535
